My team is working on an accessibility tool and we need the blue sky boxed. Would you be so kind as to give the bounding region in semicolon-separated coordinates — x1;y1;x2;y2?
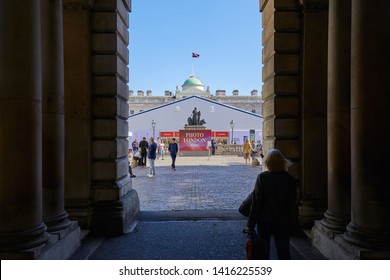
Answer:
129;0;262;96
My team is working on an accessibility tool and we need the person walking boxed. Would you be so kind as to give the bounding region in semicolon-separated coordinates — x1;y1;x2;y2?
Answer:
246;149;297;259
168;138;178;170
250;140;256;158
138;137;148;167
127;148;136;178
160;140;165;160
243;138;252;165
156;137;162;159
131;139;138;154
211;138;216;156
256;141;264;165
147;137;157;177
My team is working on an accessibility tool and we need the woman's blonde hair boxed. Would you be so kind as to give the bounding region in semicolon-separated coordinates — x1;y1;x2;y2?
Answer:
263;149;292;172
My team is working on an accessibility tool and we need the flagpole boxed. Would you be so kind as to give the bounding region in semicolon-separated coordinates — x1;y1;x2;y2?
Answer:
191;52;199;76
192;58;195;76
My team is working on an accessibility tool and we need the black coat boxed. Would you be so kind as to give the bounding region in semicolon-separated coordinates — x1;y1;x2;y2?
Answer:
139;139;149;153
247;171;297;230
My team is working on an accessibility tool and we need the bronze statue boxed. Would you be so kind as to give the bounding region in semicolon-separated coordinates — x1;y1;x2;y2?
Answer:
187;107;206;126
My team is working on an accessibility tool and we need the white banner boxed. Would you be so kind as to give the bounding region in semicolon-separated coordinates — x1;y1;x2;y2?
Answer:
2;260;389;280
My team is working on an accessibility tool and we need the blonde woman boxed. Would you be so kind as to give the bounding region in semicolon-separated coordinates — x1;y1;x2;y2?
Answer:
246;149;297;259
243;139;253;164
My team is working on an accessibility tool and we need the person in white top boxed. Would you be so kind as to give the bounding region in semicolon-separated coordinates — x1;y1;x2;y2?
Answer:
156;137;162;159
160;140;165;160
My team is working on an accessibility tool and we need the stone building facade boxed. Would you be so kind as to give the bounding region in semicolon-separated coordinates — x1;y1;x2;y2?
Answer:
0;0;389;259
128;91;262;116
129;76;262;116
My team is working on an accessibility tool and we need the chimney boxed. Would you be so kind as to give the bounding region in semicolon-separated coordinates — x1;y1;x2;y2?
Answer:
215;90;226;96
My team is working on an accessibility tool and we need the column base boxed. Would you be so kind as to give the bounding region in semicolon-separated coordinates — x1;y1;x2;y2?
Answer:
0;223;50;252
0;221;81;260
44;211;72;232
65;199;94;228
320;210;349;233
92;189;139;236
312;220;390;259
343;222;390;251
299;199;327;228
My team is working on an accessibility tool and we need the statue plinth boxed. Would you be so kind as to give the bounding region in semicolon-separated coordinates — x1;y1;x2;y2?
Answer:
179;128;211;156
184;125;207;130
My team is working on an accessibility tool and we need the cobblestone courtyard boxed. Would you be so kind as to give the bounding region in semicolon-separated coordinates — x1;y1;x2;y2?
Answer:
131;155;262;212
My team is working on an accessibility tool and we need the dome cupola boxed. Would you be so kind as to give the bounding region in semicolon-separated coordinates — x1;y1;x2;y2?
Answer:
182;75;205;91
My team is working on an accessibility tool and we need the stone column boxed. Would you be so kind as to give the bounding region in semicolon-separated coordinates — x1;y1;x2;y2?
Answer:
311;0;352;259
41;0;72;232
91;0;139;236
298;0;329;228
63;0;94;228
343;0;390;254
320;0;351;232
260;0;301;179
0;1;50;253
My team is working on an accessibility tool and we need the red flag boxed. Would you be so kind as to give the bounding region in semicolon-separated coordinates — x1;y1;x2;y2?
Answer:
192;52;200;58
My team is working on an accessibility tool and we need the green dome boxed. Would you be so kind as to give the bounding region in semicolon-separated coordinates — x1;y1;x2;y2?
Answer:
182;75;204;89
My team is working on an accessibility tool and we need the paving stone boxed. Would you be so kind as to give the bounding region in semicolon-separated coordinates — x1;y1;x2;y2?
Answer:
132;155;261;211
70;156;324;260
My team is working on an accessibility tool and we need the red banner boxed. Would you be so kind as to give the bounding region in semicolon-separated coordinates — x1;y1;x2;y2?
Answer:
215;131;229;137
160;131;174;137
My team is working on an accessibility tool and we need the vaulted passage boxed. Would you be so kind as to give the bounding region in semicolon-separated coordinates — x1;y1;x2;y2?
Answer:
1;0;390;259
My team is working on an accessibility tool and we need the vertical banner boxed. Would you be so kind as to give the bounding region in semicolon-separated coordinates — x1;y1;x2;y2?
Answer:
179;129;211;156
250;129;255;142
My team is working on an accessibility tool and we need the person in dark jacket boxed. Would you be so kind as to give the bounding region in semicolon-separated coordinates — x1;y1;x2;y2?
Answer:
246;149;297;259
168;138;179;170
138;137;149;167
147;137;157;177
211;138;216;155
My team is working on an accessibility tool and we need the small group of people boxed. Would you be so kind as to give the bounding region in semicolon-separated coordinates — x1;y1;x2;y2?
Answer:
128;137;179;177
129;137;158;177
132;137;167;163
243;139;263;165
243;148;298;260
